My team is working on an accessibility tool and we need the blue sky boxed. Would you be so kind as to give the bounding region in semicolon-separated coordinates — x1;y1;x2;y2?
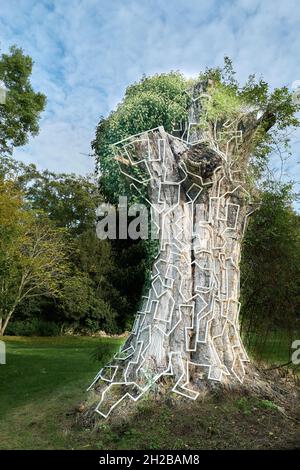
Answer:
0;0;299;192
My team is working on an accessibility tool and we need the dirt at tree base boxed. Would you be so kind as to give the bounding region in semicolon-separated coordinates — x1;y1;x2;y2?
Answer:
76;364;300;450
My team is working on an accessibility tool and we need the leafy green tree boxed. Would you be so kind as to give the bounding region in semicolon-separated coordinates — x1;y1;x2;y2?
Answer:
0;157;99;235
0;181;69;335
0;46;46;154
60;270;118;334
92;72;191;203
26;171;101;236
241;183;300;345
0;158;146;333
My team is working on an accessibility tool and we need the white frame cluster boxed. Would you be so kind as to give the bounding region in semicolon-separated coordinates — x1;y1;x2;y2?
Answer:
88;93;251;418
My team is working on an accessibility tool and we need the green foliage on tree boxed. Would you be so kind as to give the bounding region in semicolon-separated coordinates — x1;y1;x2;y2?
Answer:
200;59;299;182
92;72;190;204
0;46;46;154
0;180;69;335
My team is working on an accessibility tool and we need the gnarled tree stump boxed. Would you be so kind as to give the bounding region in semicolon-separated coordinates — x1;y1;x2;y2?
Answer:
88;81;274;418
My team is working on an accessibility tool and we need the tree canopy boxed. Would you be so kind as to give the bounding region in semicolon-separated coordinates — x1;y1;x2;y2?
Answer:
0;45;46;155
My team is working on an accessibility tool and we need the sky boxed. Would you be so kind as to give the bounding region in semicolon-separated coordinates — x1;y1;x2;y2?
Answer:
0;0;299;192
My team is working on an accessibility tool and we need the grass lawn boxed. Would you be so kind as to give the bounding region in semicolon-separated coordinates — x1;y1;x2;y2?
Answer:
0;333;299;450
0;336;122;449
245;330;300;367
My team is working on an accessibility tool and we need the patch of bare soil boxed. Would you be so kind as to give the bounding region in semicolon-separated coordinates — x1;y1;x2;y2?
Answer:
76;365;299;450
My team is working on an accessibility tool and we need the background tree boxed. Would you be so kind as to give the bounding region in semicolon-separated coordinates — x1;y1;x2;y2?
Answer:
0;157;147;334
241;183;300;350
0;45;46;155
0;187;69;335
22;168;147;332
0;45;146;336
0;178;23;335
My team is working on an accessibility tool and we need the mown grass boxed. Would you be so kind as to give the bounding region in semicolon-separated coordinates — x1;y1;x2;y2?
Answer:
245;330;300;370
0;333;298;450
0;336;122;449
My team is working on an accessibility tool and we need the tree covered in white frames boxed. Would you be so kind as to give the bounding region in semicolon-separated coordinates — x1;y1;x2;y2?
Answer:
89;59;299;418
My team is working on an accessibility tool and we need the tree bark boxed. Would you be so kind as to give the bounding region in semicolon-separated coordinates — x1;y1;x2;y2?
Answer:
0;308;15;336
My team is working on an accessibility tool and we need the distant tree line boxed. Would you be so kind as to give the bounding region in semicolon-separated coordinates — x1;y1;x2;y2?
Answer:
240;182;300;348
0;157;147;335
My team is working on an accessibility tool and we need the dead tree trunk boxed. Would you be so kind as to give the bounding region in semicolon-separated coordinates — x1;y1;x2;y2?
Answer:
88;83;270;418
